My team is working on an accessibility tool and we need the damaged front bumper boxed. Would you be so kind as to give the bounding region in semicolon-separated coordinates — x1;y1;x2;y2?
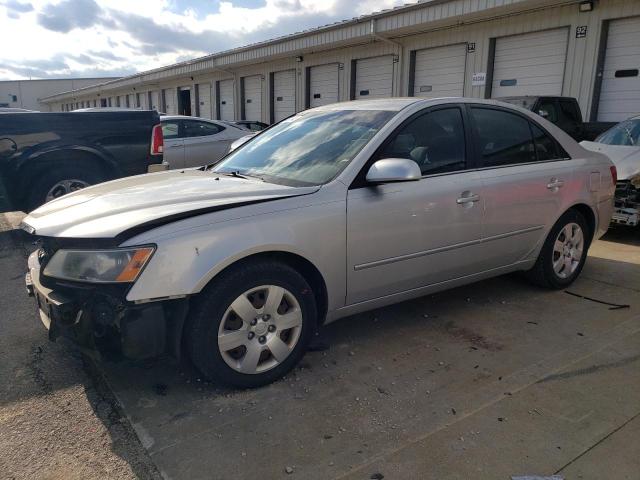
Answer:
612;180;640;227
26;249;188;361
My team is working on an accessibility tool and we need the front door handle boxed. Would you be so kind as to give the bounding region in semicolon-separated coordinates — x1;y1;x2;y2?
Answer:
547;178;565;190
456;192;480;204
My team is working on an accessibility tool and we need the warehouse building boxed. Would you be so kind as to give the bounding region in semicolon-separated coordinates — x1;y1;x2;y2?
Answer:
41;0;640;123
0;77;118;111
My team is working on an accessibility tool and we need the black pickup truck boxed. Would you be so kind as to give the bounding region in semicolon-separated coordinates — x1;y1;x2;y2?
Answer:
498;96;615;142
0;110;164;212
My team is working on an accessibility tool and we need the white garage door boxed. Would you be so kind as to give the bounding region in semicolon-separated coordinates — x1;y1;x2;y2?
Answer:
243;75;262;121
218;79;235;121
597;17;640;122
273;70;296;122
413;44;467;98
309;63;339;108
355;55;394;99
151;91;161;111
491;28;569;97
163;88;176;114
197;83;212;118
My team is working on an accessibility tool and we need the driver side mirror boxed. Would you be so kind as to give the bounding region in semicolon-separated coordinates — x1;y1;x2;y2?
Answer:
366;158;422;184
538;109;550;119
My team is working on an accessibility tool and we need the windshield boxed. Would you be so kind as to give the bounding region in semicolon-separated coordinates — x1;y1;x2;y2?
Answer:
212;109;395;186
596;118;640;146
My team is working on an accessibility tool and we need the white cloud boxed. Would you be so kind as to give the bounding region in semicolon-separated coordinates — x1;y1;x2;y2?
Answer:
0;0;407;80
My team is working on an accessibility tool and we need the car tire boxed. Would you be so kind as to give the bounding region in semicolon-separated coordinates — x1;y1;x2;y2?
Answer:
525;209;591;289
27;166;104;212
185;260;317;388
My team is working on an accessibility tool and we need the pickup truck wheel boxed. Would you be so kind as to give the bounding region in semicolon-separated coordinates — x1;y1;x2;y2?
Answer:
186;261;317;388
27;167;103;211
525;209;590;289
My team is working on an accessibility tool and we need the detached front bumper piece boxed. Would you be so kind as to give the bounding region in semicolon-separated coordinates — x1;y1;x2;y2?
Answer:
26;249;187;360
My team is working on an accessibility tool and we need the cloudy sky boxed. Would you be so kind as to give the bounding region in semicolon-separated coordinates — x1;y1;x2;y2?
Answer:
0;0;406;80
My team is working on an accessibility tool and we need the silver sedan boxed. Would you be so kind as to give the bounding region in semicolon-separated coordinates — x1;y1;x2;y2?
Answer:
161;115;250;168
23;98;615;388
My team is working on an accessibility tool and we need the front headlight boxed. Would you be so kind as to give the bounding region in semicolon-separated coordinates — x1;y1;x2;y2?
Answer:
43;247;155;283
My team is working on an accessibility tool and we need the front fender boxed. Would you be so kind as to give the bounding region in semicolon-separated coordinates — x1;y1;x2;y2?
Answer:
124;199;347;314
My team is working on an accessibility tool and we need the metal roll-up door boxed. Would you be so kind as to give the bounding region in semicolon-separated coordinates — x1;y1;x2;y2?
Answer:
151;91;160;111
597;17;640;122
243;75;262;121
197;83;212;118
218;79;235;121
355;55;394;99
309;63;339;108
273;70;296;122
413;44;467;98
163;88;176;114
491;28;569;97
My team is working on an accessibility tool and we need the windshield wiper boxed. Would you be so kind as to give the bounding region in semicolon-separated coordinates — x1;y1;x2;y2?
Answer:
213;170;248;179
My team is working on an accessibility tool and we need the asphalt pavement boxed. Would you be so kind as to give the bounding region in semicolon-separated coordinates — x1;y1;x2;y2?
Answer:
1;211;639;480
0;213;160;480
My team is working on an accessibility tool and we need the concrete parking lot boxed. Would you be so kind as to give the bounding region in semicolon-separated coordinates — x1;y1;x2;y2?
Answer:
1;211;639;479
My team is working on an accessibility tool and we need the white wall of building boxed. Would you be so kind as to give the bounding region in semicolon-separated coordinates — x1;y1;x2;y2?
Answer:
41;0;640;123
0;78;116;111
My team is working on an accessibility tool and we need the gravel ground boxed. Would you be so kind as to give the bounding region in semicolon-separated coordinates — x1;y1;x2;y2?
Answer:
0;213;160;480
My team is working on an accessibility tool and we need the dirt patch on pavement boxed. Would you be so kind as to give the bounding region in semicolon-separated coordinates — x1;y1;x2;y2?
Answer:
442;320;504;351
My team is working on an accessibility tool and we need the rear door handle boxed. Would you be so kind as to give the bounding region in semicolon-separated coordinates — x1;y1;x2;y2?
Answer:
456;193;480;204
168;144;183;148
547;178;564;190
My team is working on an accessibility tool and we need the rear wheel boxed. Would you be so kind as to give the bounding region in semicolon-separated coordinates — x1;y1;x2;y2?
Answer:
525;209;590;289
27;166;104;211
186;260;316;388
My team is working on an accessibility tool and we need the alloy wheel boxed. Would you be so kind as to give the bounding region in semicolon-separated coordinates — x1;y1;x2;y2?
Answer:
45;179;90;202
552;222;584;279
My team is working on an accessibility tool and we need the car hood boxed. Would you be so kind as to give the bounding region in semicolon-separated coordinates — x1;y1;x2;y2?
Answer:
580;141;640;180
22;169;319;239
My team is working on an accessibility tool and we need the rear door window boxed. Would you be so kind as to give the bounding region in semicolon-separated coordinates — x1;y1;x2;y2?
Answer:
470;107;536;167
161;120;180;139
531;123;566;161
182;120;223;138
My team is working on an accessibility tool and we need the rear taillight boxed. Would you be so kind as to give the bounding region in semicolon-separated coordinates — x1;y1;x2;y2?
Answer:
610;165;617;186
151;124;163;155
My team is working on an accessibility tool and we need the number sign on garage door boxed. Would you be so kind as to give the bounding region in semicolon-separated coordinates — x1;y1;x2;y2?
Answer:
354;55;394;99
491;28;569;97
412;44;467;98
272;70;296;122
309;63;339;108
217;79;235;121
196;83;212;118
597;17;640;122
242;75;262;121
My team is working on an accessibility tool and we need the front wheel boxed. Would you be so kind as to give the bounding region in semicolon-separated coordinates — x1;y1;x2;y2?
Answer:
525;209;590;289
186;261;317;388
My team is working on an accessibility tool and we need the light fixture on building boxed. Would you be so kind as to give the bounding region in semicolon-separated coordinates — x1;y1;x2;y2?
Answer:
295;56;303;62
579;1;593;12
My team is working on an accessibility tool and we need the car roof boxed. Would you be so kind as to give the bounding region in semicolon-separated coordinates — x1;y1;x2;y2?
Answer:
161;115;221;122
311;97;545;113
